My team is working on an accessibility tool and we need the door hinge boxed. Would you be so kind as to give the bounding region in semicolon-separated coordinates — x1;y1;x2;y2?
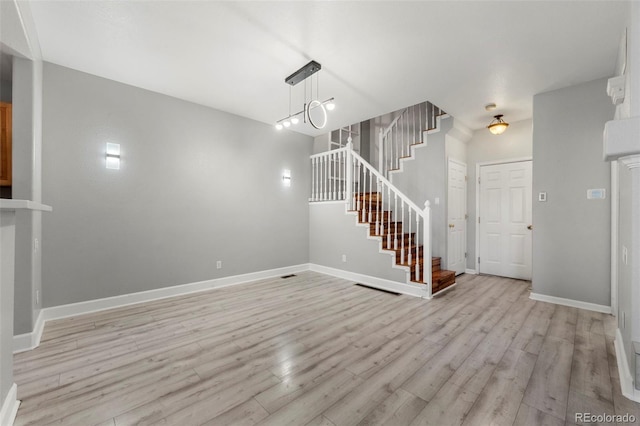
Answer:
465;252;467;258
478;177;481;184
465;175;468;181
478;257;480;264
478;217;481;223
465;214;468;220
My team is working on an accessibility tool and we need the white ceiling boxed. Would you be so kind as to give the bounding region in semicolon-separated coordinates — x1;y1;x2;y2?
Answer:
28;1;628;136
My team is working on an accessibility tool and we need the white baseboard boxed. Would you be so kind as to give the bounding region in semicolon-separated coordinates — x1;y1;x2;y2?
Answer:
13;264;310;353
615;328;640;402
309;263;430;299
14;310;44;353
529;292;611;314
0;383;20;426
465;268;477;275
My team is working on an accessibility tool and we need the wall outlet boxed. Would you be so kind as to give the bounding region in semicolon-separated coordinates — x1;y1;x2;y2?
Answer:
216;261;222;269
538;192;547;202
342;254;347;262
36;290;40;306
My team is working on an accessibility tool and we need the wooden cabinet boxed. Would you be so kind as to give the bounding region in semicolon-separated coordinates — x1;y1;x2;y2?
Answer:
0;102;11;186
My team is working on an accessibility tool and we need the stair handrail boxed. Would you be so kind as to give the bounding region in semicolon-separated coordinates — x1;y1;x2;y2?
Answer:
351;149;424;218
381;108;407;139
348;142;432;295
310;146;347;159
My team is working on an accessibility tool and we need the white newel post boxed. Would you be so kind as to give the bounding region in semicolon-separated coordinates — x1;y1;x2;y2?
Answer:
345;141;353;211
423;200;432;298
378;129;384;177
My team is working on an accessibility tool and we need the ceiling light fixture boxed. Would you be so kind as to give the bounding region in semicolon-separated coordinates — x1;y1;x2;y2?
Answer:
275;60;335;130
487;114;509;135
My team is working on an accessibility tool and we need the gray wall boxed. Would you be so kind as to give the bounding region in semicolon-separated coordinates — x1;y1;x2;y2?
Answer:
532;78;614;306
309;203;407;283
466;119;533;270
41;63;312;307
389;117;453;266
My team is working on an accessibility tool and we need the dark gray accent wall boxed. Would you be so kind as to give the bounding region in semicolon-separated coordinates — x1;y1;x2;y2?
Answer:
41;63;312;308
532;77;615;306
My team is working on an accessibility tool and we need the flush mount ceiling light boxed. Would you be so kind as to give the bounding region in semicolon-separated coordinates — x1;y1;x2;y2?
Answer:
275;60;335;131
487;114;509;135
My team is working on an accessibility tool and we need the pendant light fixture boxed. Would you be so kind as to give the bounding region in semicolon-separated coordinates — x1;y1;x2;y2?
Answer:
275;60;335;131
487;114;509;135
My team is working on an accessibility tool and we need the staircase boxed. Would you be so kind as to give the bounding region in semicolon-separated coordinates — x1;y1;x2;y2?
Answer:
352;192;456;293
379;101;448;179
309;101;456;298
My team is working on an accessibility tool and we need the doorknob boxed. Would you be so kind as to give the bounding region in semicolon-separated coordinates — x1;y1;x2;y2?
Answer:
527;225;533;230
449;224;455;228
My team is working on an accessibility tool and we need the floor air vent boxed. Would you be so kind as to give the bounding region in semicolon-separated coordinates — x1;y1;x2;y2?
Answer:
355;283;400;296
281;274;297;279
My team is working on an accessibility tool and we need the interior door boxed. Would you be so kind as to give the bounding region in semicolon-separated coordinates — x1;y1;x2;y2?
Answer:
447;159;467;275
479;161;532;279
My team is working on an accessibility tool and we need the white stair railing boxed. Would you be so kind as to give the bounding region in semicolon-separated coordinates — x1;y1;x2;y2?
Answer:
309;147;348;202
378;101;444;178
309;142;432;295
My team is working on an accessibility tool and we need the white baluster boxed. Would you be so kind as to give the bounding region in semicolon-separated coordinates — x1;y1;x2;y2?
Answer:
376;178;381;235
416;215;421;282
378;129;384;177
333;152;337;200
423;201;432;297
345;143;352;209
311;157;315;201
394;193;398;250
368;169;372;223
408;208;412;266
419;103;423;143
401;202;405;265
386;185;391;249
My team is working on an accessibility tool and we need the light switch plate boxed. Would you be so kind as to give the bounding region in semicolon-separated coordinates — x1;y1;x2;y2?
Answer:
587;188;606;199
538;192;547;202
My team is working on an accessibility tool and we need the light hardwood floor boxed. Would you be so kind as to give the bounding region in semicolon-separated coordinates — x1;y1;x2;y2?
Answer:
13;272;640;426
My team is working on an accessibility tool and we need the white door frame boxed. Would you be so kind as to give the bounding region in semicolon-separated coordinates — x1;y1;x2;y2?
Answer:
474;157;533;274
447;158;467;275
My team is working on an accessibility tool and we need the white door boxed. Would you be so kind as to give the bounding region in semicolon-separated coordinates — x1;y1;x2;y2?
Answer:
447;160;467;275
479;161;532;280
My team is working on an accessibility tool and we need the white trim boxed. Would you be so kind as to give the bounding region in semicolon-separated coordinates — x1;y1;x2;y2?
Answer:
475;157;533;274
615;328;640;402
465;269;478;275
447;158;467;274
13;310;44;353
529;292;611;314
309;263;430;299
13;264;310;353
432;282;457;297
0;383;20;426
308;200;346;205
611;160;619;317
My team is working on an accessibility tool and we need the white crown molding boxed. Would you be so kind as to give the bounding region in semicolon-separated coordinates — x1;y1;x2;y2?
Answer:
529;292;611;314
0;383;19;426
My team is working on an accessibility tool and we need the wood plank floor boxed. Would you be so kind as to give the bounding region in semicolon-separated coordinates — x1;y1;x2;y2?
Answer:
13;272;640;426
